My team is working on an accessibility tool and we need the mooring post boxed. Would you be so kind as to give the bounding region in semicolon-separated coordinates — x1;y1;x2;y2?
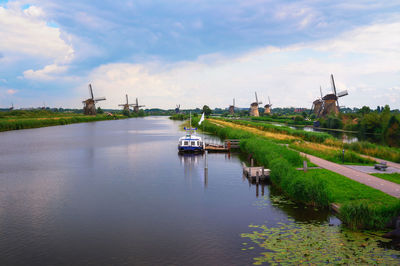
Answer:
205;150;208;170
262;167;265;177
251;158;254;167
303;160;307;172
342;149;345;164
256;171;259;184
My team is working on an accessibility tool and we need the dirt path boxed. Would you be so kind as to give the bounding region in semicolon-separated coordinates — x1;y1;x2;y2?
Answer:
301;152;400;198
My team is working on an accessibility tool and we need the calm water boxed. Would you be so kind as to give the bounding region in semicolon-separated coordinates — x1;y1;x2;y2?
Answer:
0;117;339;265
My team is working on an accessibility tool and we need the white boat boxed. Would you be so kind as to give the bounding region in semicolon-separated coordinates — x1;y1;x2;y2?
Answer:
178;113;205;153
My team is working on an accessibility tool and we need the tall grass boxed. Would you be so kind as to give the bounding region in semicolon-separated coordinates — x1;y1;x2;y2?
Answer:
228;119;333;143
344;141;400;163
0;115;119;132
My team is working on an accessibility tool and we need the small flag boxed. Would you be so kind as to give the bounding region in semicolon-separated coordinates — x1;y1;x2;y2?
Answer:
198;112;205;125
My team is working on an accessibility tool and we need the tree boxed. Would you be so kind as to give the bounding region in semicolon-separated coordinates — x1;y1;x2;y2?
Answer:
202;105;212;116
97;107;104;114
358;106;371;115
384;115;400;147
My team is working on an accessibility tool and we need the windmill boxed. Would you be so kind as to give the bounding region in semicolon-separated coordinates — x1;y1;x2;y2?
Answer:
264;96;272;115
82;84;106;115
9;102;14;111
228;98;235;115
132;97;145;113
119;94;135;113
250;92;262;117
175;104;181;114
310;86;324;117
320;74;348;117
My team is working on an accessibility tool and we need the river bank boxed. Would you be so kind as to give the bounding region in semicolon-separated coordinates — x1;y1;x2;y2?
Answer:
0;110;135;132
192;117;400;230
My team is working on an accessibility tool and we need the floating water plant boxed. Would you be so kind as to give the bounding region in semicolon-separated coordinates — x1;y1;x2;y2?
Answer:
241;222;400;265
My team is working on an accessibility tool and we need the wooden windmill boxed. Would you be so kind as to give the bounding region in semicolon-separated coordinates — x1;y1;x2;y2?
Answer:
310;86;324;117
175;104;181;114
119;94;135;113
9;102;14;111
250;92;262;117
320;74;348;117
264;96;272;115
82;84;106;115
132;97;145;113
228;98;235;115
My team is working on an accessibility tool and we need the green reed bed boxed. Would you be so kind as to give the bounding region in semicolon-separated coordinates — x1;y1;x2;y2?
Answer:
169;114;188;120
251;116;313;126
0;115;119;132
226;119;333;143
289;142;375;165
372;173;400;185
344;141;400;163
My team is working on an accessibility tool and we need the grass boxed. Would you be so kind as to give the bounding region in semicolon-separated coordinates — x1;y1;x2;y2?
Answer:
344;141;400;163
372;173;400;185
169;114;188;120
0;110;126;132
299;169;400;229
289;141;375;165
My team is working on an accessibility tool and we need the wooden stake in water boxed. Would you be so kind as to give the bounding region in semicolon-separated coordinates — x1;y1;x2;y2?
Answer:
205;150;208;170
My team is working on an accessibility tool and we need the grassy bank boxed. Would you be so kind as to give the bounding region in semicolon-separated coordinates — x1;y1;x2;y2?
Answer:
372;173;400;185
0;110;126;132
251;115;313;126
211;119;374;165
194;118;400;229
169;114;189;120
220;118;400;163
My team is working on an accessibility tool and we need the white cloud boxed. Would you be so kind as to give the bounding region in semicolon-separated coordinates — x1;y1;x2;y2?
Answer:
80;16;400;110
23;64;68;80
0;5;74;65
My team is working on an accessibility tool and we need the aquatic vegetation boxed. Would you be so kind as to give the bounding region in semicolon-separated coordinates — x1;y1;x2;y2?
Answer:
241;222;400;265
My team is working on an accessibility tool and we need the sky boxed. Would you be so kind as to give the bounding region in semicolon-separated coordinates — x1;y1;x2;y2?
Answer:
0;0;399;110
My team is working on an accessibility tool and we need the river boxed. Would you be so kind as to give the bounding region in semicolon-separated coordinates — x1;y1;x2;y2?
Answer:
0;117;397;265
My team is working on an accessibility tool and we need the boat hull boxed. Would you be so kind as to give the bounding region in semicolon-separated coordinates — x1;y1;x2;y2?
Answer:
178;146;204;153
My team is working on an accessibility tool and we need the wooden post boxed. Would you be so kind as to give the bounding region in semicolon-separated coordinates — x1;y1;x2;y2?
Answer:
256;171;259;184
262;167;265;177
205;150;208;170
303;160;307;172
251;158;254;167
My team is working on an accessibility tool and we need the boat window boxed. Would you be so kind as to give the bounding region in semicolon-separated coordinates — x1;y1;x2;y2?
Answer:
191;141;195;146
184;141;189;145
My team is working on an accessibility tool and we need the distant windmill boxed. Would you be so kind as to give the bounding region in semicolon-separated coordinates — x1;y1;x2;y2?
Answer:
9;102;14;111
175;104;180;114
264;96;272;115
119;94;135;113
228;98;235;115
320;74;348;117
82;84;106;115
132;97;145;113
250;92;262;117
310;86;324;117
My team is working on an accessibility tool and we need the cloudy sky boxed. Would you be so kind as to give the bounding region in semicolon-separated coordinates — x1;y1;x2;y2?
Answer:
0;0;399;109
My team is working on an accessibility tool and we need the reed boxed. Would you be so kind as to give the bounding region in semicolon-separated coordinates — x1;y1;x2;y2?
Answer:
0;115;119;132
